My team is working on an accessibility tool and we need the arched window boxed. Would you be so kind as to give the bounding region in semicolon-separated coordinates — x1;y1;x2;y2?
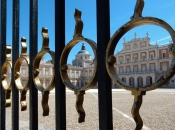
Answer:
129;77;134;87
137;77;143;87
146;76;152;85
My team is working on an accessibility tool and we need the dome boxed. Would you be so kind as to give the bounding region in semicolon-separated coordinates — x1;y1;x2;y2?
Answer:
78;50;89;54
78;43;89;54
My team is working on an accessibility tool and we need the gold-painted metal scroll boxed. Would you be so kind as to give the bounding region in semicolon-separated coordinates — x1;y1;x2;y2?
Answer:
106;0;175;129
1;45;12;107
14;37;29;111
33;27;55;116
60;9;97;123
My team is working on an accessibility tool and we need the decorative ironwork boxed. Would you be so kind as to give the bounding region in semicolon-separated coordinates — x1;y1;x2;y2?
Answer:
60;9;97;123
106;0;175;129
33;27;55;116
0;0;174;129
14;37;29;111
131;0;144;19
1;45;12;107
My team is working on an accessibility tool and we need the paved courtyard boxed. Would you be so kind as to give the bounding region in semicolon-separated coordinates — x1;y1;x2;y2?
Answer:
6;89;175;130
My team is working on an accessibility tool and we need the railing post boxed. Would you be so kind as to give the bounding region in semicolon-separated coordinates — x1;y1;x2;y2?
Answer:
12;0;20;129
96;0;113;129
55;0;66;130
29;0;38;130
0;0;7;129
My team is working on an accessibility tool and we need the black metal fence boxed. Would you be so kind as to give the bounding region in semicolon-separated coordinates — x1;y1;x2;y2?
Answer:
0;0;112;130
1;0;175;130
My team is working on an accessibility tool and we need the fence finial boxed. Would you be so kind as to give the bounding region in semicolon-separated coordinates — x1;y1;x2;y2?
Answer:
21;37;27;55
131;0;144;19
6;45;12;60
41;27;49;50
74;9;83;38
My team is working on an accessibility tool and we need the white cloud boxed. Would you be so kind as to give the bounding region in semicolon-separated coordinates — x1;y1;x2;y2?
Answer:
146;2;175;13
151;36;171;44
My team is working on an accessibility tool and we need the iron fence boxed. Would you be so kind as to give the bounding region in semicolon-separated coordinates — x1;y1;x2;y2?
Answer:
0;0;112;129
0;0;175;130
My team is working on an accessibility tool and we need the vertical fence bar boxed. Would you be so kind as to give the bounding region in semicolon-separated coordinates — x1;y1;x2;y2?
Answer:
12;0;19;129
55;0;66;130
0;0;7;129
29;0;38;130
96;0;113;130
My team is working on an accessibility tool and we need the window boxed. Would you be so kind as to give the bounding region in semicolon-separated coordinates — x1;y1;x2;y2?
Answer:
89;71;92;77
127;67;130;73
119;68;123;73
134;66;138;72
142;56;145;61
127;68;130;73
119;57;123;64
126;58;130;63
141;65;146;72
85;72;88;77
150;65;155;71
134;57;137;62
71;72;74;77
76;72;79;78
120;60;122;64
162;63;167;71
151;55;153;59
163;53;166;58
45;70;49;75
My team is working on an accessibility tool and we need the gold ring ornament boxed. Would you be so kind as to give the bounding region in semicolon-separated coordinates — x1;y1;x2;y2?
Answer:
14;37;29;111
1;45;12;107
60;9;97;123
106;0;175;129
33;27;55;116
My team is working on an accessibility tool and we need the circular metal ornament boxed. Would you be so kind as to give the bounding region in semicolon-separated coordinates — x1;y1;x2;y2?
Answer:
106;17;175;92
14;38;29;91
60;37;97;92
33;28;55;92
2;45;12;90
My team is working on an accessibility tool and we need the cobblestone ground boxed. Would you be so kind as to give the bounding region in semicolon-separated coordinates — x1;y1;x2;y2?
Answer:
5;89;175;130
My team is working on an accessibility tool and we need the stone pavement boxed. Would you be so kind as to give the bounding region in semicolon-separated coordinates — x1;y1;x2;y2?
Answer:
6;89;175;130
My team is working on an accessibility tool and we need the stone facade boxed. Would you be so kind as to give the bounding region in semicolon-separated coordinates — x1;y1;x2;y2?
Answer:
5;35;175;89
67;43;98;88
114;33;175;88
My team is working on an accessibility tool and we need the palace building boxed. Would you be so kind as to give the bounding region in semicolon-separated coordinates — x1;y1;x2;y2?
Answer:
67;43;97;88
6;34;175;88
114;33;175;88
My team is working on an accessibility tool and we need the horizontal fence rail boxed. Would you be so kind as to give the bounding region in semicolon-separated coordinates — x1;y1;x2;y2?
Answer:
0;0;175;130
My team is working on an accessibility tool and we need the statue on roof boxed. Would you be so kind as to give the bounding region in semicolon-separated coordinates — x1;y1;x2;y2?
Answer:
134;32;137;39
124;38;126;43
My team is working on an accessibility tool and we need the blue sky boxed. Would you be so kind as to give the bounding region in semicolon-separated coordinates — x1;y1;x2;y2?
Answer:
6;0;175;64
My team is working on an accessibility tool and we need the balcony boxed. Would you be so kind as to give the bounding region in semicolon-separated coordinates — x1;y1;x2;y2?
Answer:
68;75;80;78
116;57;172;65
117;70;156;75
